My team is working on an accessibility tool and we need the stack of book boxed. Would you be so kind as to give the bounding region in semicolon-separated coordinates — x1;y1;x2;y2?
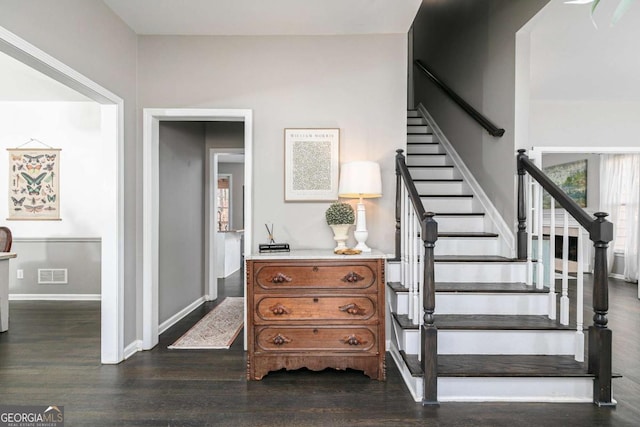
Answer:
258;243;290;253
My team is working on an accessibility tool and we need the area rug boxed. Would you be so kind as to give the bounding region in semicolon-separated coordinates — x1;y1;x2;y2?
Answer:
168;297;244;350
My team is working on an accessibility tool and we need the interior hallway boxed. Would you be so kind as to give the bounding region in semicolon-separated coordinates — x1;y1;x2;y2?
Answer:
0;272;638;426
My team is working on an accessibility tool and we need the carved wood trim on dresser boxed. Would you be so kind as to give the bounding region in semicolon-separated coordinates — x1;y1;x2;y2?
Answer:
246;251;386;381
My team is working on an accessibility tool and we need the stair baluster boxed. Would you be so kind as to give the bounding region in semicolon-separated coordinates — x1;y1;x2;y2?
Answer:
560;210;570;325
517;149;614;406
548;198;557;320
535;182;545;289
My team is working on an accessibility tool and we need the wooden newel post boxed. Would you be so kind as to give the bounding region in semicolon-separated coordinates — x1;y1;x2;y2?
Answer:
394;149;405;262
516;149;528;260
421;212;439;406
588;212;615;406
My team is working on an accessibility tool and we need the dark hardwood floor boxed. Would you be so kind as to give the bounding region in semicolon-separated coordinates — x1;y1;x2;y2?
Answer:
1;272;639;426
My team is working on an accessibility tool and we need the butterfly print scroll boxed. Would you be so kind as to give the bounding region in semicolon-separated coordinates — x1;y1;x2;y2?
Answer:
8;149;60;220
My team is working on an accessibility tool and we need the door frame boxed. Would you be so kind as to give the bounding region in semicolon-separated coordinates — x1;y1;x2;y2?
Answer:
142;108;252;350
0;26;125;363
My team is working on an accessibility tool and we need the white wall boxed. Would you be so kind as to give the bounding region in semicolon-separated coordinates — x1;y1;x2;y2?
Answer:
0;101;104;237
138;35;406;254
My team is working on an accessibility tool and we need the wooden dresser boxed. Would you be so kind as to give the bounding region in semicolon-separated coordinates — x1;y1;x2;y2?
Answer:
246;250;385;381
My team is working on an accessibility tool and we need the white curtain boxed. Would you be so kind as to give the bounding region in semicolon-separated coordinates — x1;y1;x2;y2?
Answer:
600;154;640;283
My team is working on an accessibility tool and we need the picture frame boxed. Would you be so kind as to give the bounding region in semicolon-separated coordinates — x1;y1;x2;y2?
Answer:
284;128;340;201
7;148;61;221
542;159;587;209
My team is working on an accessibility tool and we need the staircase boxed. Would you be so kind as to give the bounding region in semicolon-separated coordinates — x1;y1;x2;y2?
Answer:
387;109;599;403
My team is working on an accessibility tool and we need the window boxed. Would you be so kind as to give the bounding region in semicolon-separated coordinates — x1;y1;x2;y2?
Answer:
217;176;231;231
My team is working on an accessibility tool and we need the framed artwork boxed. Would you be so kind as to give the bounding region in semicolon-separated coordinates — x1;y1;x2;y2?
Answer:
284;128;340;201
7;148;61;220
542;159;587;209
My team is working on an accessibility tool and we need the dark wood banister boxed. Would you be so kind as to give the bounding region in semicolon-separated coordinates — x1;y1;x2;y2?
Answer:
517;149;615;407
414;60;505;138
395;149;439;406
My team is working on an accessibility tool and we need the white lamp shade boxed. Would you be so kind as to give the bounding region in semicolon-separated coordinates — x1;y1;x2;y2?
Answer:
338;161;382;199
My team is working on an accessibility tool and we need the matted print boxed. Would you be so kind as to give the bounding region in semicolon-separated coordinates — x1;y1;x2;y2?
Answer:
284;128;339;201
7;148;61;220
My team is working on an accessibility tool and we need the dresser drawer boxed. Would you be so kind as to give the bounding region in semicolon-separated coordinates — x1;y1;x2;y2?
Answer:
255;295;376;323
253;262;377;291
255;326;377;353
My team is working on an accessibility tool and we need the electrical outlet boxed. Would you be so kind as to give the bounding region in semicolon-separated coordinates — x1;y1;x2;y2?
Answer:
17;269;24;279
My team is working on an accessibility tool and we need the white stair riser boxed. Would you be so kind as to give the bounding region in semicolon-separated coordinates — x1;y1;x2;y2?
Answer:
435;293;550;315
436;238;499;256
435;262;527;283
438;330;577;355
400;329;576;356
421;197;474;212
407;144;443;155
408;134;436;143
391;318;420;355
407;155;450;167
407;110;420;118
407;117;426;125
386;262;401;282
387;287;409;315
438;377;593;403
434;216;485;232
414;181;464;195
409;167;458;180
408;125;429;134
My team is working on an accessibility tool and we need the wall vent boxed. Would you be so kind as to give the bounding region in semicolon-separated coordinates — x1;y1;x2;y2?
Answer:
38;268;68;284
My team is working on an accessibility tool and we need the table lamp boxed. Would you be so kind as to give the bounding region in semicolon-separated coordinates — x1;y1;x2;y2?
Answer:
338;161;382;252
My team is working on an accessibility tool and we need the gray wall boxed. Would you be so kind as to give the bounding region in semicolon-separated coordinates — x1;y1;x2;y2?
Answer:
0;0;139;344
412;0;549;228
8;239;100;296
138;35;406;254
218;162;245;230
158;122;206;324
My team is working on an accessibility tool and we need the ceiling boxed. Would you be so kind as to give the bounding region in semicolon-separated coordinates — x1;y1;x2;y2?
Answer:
102;0;422;35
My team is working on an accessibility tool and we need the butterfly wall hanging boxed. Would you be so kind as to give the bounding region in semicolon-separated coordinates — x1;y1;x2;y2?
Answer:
7;147;61;220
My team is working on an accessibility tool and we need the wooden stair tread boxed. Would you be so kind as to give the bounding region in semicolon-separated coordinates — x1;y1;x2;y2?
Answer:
438;232;498;238
420;194;473;198
435;314;575;330
409;165;454;169
407;153;446;156
436;282;549;293
407;142;439;145
413;179;463;182
433;212;485;216
400;352;596;378
393;313;575;330
435;255;525;263
387;281;407;293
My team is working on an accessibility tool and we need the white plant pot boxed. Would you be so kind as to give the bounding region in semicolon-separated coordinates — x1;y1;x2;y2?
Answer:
329;224;352;251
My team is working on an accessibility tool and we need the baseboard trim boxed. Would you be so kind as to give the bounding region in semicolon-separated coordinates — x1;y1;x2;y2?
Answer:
158;296;207;335
9;293;101;301
417;104;515;257
124;340;143;360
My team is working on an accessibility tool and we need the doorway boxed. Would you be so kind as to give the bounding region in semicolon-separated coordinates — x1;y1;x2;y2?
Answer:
0;26;124;363
142;108;253;351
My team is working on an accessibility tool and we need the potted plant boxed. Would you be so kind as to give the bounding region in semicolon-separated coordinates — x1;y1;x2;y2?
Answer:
325;202;355;251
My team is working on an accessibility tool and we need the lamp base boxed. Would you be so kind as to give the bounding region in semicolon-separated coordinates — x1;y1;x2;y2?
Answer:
354;202;371;252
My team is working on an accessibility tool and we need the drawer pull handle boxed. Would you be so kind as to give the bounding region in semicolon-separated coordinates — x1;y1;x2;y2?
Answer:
269;303;291;315
272;334;292;346
270;273;292;283
312;266;319;272
339;303;367;316
341;272;364;283
342;334;366;346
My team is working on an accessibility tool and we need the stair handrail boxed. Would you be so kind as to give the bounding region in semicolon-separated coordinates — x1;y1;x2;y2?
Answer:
517;149;614;406
395;149;439;406
414;60;505;138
